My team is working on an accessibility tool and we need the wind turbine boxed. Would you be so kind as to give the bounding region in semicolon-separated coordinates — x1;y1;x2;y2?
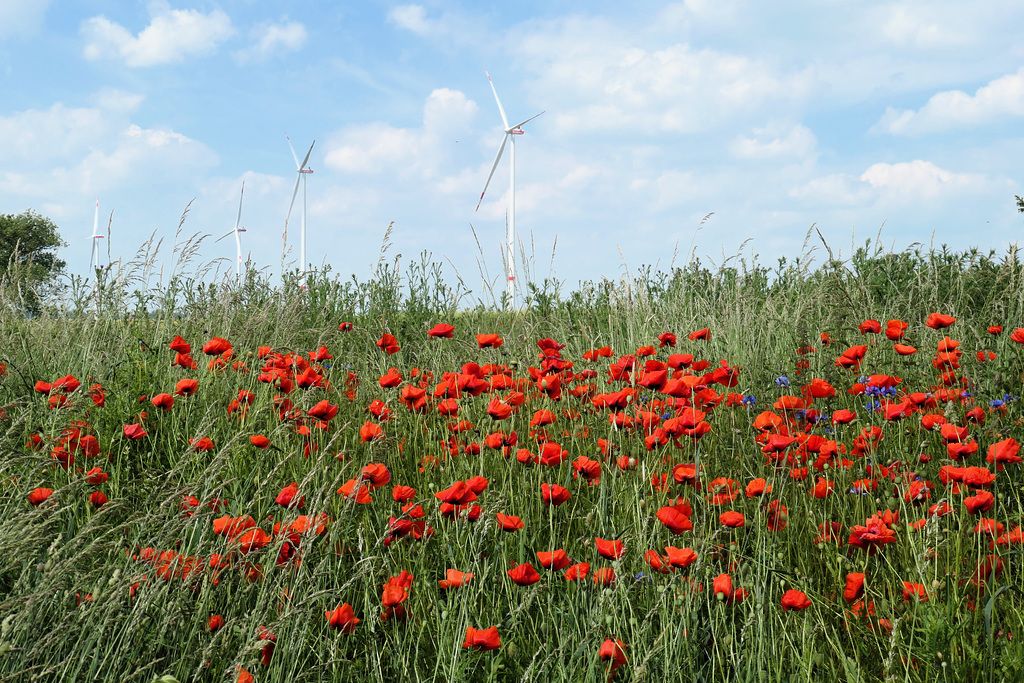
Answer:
476;70;544;306
285;134;315;285
89;197;104;273
216;182;247;278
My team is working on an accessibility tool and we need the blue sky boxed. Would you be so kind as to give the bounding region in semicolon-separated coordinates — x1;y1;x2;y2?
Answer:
2;0;1024;303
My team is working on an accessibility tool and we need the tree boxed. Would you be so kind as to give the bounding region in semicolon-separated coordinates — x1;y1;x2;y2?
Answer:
0;210;67;313
1017;195;1024;214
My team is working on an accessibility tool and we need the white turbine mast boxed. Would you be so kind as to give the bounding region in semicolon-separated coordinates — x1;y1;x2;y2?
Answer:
216;182;247;278
89;197;104;272
285;134;315;286
475;70;544;306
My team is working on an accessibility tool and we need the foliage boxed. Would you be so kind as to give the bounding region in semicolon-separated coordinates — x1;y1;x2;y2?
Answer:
0;210;67;314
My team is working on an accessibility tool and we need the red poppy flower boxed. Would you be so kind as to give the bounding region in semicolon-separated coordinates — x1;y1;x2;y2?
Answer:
276;483;304;508
89;491;108;507
379;368;403;388
537;549;572;571
885;319;908;340
902;582;928;602
361;464;392;488
476;333;504;348
657;505;693;534
463;626;500;651
208;614;224;631
174;378;199;396
381;584;407;608
235;528;271;554
713;573;733;601
987;438;1021;470
599;639;627;672
51;374;80;393
309;400;339;421
780;589;811;610
538;442;569;467
719;511;745;528
435;481;478;505
392;485;416;503
508;563;541;586
173;353;198;370
338;321;353;331
564;563;590;580
665;546;698;568
84;467;108;485
658;332;677;348
250;435;271;449
202;337;232;355
376;333;401;355
964;490;995;514
847;515;896;553
496;512;524;531
428;323;455;338
925;313;955;329
592;567;616;586
169;335;191;354
858;319;881;334
439;569;474;589
486;398;513;420
325;603;360;632
540;483;571;506
123;424;147;440
843;573;865;603
190;437;215;452
688;328;710;341
594;537;625;560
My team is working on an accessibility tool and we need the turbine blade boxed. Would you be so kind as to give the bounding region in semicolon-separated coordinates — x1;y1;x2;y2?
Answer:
299;141;315;171
476;134;508;211
485;70;510;130
286;133;300;168
214;229;235;243
285;173;302;224
511;110;545;130
234;181;245;233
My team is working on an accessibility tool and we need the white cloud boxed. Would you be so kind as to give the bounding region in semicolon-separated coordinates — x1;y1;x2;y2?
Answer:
880;6;965;48
234;19;306;64
791;159;993;207
0;96;216;198
0;0;50;38
324;88;477;177
517;17;814;136
874;67;1024;135
789;173;871;207
387;5;436;36
729;123;817;159
82;1;234;67
859;160;988;197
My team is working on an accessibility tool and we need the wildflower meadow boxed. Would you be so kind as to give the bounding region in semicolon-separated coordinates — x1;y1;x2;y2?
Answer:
3;238;1024;682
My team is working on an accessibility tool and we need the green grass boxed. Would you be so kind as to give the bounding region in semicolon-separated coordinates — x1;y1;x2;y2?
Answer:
0;238;1023;682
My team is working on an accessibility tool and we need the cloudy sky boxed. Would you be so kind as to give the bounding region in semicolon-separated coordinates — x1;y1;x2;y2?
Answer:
2;0;1023;303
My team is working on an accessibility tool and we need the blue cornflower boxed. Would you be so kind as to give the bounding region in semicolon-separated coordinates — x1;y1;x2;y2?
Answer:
775;376;790;388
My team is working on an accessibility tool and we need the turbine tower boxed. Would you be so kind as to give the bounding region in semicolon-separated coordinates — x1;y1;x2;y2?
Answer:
217;182;247;278
89;197;104;273
285;135;315;286
476;70;544;306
